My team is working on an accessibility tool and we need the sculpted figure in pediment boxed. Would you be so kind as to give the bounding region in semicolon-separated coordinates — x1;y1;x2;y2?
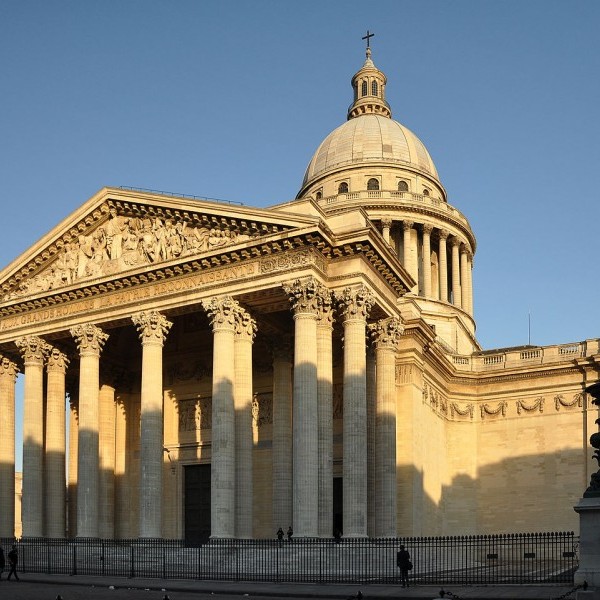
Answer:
3;209;261;301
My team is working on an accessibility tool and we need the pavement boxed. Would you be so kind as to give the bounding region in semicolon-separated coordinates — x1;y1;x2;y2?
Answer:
3;572;588;600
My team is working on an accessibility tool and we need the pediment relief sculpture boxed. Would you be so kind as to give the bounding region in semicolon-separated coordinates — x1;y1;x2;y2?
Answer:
3;208;259;301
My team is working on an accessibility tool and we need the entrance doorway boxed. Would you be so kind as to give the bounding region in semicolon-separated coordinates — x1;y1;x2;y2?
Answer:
184;464;211;545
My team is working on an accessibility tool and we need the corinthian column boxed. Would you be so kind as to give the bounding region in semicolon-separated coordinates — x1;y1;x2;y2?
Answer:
467;252;474;316
450;238;462;309
438;230;449;302
283;278;325;537
317;291;334;537
202;297;238;539
46;347;69;538
234;306;256;538
0;356;18;538
16;335;49;537
381;218;392;245
336;285;374;537
422;224;433;298
132;311;172;538
272;337;293;533
369;317;403;537
460;246;469;311
70;324;109;538
402;221;417;293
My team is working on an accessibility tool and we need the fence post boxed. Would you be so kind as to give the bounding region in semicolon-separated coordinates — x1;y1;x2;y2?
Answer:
71;544;77;576
130;544;135;578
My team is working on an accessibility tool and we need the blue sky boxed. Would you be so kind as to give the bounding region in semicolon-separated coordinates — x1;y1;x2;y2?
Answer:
2;1;599;466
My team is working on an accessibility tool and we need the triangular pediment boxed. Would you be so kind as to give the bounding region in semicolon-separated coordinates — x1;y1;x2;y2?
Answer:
0;187;324;304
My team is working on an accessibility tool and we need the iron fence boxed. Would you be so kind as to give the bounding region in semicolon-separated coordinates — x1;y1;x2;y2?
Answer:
0;532;578;585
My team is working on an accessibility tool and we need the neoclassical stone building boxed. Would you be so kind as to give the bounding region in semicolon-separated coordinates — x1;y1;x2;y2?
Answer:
0;47;597;543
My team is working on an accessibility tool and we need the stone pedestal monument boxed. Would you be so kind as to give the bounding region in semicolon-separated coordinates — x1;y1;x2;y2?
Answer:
574;381;600;595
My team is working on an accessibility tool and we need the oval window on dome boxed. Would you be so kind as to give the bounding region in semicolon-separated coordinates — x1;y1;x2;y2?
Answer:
361;81;368;97
398;180;409;192
423;188;430;196
367;178;380;191
316;190;322;200
338;182;349;194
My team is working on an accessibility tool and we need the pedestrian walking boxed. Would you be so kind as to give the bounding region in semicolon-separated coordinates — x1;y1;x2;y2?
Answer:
7;544;19;581
396;544;411;588
276;527;284;542
287;525;293;541
0;545;5;579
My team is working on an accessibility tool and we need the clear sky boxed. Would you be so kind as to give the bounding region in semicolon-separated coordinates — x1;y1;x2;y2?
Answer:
2;1;599;467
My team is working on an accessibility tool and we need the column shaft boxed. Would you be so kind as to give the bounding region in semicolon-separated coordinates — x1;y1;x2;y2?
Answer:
71;324;108;538
337;286;373;538
203;298;237;539
460;249;469;311
234;309;255;538
0;357;18;537
366;348;376;537
16;336;48;537
46;349;68;538
371;318;402;537
272;341;293;532
422;225;432;298
439;232;448;302
133;311;172;539
98;384;116;539
284;278;324;537
451;239;462;309
293;312;319;536
67;400;78;537
467;253;474;316
317;305;333;537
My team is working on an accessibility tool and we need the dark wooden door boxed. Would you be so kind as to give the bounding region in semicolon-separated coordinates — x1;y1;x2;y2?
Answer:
184;463;211;545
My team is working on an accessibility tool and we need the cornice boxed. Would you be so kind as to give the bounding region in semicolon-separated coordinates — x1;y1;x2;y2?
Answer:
0;228;412;318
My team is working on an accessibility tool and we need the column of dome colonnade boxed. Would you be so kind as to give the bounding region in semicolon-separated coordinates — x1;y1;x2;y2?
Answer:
70;324;109;538
0;356;18;537
336;285;374;538
283;278;324;537
234;307;256;538
391;219;474;315
45;347;69;538
15;335;49;537
271;337;293;533
369;317;403;537
132;310;173;538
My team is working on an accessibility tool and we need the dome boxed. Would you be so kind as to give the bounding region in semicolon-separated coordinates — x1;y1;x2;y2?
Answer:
300;114;440;190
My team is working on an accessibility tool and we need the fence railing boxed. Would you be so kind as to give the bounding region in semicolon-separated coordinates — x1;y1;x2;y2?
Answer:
0;532;578;585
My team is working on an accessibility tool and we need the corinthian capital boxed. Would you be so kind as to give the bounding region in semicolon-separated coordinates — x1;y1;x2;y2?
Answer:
202;296;239;331
132;310;173;346
283;277;329;315
15;335;50;364
335;285;375;322
70;324;109;356
0;355;19;381
46;347;70;373
368;317;403;350
234;307;257;341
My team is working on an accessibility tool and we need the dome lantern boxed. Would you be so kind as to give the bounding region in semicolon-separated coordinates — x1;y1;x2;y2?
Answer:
347;44;391;120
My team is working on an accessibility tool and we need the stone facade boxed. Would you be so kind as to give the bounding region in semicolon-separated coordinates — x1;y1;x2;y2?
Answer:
0;47;598;541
